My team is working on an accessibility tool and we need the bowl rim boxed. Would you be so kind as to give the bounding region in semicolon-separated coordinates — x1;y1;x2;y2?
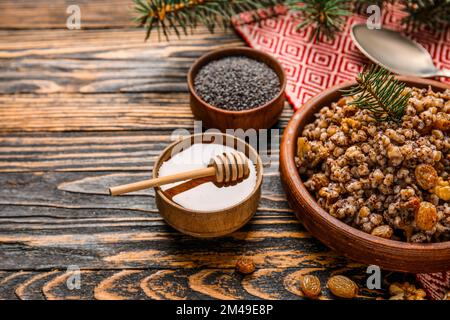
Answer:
281;76;450;251
153;132;264;214
187;46;287;115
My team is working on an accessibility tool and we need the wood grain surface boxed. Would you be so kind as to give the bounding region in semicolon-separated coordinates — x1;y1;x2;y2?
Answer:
0;0;406;300
0;0;135;29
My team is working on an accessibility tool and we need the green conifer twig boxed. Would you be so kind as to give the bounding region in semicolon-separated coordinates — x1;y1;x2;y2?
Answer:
342;65;411;122
134;0;284;41
402;0;450;30
286;0;351;42
134;0;450;42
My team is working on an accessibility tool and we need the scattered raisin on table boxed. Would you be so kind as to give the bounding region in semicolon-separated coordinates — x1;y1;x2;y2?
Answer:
235;257;255;274
300;275;322;298
389;282;427;300
327;275;358;299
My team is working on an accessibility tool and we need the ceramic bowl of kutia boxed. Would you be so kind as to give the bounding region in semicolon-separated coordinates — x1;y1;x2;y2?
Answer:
187;47;287;131
280;76;450;273
154;132;264;238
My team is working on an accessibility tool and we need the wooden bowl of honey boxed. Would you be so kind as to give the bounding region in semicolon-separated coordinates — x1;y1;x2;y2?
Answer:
153;132;263;238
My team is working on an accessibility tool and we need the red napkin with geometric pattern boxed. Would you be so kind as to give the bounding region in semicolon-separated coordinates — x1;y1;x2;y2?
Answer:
233;4;450;111
233;4;450;300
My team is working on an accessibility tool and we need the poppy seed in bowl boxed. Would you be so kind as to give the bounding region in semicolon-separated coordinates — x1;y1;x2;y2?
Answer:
194;56;281;111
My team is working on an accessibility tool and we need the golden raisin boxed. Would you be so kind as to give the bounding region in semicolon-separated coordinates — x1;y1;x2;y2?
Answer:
371;225;393;239
389;283;404;296
413;289;427;300
327;275;358;299
437;177;450;187
433;112;450;131
300;275;321;298
337;97;347;107
433;185;450;201
415;202;438;231
415;164;438;190
342;122;350;134
297;137;310;162
235;257;255;274
389;282;427;300
359;206;370;218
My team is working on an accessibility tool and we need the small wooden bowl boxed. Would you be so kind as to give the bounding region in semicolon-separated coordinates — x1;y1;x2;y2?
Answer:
280;77;450;273
187;47;286;131
154;132;263;238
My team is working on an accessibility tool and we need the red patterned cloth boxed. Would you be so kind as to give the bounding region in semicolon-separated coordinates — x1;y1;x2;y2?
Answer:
233;4;450;300
233;4;450;111
417;272;450;300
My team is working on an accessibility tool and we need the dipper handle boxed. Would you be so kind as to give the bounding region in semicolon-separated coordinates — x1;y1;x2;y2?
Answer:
109;151;249;196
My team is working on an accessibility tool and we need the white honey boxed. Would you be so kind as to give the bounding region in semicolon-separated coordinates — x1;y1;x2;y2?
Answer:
158;143;257;212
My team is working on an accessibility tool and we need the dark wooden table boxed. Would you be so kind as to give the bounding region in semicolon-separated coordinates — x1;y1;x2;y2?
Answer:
0;0;405;300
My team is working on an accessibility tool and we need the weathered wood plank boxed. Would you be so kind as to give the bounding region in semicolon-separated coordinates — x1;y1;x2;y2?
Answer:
0;210;328;270
0;127;288;171
0;131;170;172
0;28;243;94
0;171;290;216
0;94;194;132
0;170;309;270
0;0;134;29
0;94;293;133
0;267;398;300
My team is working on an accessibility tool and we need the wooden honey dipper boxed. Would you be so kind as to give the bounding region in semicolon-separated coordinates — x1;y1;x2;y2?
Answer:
109;151;250;196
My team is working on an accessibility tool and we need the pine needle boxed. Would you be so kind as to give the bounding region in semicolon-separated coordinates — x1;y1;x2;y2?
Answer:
134;0;284;41
402;0;450;30
342;65;411;122
133;0;450;42
286;0;351;42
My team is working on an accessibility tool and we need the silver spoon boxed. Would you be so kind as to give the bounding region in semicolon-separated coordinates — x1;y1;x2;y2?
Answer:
351;24;450;78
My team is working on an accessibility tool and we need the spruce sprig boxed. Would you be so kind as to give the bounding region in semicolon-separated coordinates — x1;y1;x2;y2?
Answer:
353;0;395;13
287;0;351;42
134;0;450;42
134;0;283;41
342;65;411;122
402;0;450;31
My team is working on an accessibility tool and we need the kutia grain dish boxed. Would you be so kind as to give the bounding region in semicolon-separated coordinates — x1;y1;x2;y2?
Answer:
194;56;280;111
296;86;450;243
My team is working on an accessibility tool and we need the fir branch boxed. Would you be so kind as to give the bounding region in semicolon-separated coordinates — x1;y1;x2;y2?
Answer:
342;65;411;122
134;0;284;41
286;0;351;42
134;0;450;43
402;0;450;30
352;0;394;13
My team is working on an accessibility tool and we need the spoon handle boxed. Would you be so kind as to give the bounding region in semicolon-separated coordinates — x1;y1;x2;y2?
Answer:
435;69;450;78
